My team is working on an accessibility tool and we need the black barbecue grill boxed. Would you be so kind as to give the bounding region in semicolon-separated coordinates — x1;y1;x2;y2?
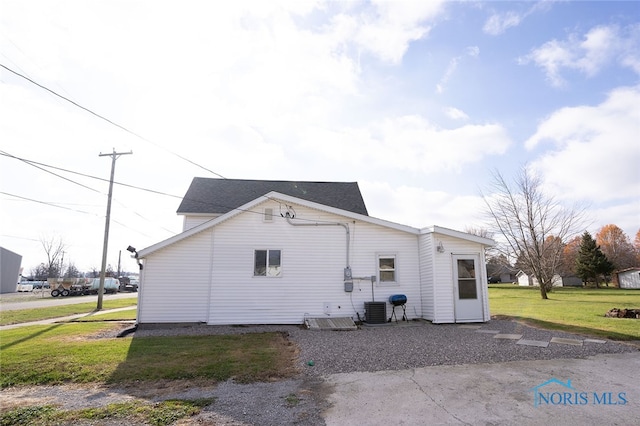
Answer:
389;294;407;322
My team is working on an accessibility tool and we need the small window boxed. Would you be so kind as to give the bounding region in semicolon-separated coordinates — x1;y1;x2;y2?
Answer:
378;256;396;282
254;249;281;277
457;259;477;299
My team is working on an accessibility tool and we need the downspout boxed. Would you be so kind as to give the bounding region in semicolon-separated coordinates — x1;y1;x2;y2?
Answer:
284;213;350;268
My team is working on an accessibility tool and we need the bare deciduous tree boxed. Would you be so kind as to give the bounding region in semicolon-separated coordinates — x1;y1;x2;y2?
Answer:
30;263;49;280
464;226;495;240
482;168;586;299
40;235;67;278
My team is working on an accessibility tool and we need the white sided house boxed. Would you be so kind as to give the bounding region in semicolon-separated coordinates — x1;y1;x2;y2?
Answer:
136;179;494;325
515;271;580;287
616;268;640;289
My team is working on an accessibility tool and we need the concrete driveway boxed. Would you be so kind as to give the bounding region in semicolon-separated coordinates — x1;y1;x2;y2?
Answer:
323;352;639;425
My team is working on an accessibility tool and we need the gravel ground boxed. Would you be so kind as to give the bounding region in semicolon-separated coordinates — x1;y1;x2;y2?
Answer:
2;319;638;426
133;319;639;376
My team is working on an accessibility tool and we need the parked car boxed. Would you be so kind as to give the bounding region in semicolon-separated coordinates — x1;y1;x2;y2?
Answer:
488;276;501;284
17;283;33;292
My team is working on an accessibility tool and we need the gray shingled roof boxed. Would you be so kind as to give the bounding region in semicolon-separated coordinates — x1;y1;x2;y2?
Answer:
176;178;369;216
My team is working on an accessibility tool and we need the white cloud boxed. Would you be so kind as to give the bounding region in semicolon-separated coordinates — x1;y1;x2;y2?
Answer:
299;115;511;175
360;181;487;230
483;1;553;36
445;107;469;120
527;85;640;201
520;24;640;87
590;202;640;245
353;0;447;64
483;11;522;36
466;46;480;57
436;46;479;94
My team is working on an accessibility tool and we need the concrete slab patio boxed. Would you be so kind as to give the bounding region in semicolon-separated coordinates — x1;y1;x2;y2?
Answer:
323;352;640;425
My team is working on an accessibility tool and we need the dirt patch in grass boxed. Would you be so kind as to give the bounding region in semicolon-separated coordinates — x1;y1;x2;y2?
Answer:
240;331;301;382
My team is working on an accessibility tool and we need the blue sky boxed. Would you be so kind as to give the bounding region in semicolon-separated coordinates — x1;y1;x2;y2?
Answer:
1;1;638;273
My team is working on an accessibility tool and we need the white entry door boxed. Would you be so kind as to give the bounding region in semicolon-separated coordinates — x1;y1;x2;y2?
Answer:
453;255;484;322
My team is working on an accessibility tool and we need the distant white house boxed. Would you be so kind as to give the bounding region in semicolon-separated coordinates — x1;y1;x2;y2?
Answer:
135;179;495;325
616;268;640;289
516;271;582;287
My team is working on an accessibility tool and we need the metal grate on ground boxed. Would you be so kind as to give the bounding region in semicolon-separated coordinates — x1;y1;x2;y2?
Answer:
305;316;358;330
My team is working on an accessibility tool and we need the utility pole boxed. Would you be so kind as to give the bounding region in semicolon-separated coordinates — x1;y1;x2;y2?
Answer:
97;149;132;310
117;250;122;278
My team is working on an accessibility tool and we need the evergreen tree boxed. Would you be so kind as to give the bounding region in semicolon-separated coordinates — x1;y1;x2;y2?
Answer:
575;231;614;288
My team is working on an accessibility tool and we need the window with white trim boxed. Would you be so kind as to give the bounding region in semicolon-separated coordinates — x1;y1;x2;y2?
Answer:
378;255;396;283
254;249;281;277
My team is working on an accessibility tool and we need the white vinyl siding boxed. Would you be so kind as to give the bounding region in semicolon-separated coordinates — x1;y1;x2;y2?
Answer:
618;270;640;289
418;233;435;321
428;233;489;323
138;229;212;323
349;222;421;319
209;203;350;324
182;214;220;231
205;201;423;324
138;197;492;325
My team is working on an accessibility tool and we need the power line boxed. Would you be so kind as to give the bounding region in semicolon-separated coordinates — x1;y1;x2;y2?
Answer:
2;192;160;238
0;234;40;242
0;191;99;215
1;151;178;235
0;150;102;194
0;62;227;179
1;150;181;199
2;151;344;226
1;150;243;213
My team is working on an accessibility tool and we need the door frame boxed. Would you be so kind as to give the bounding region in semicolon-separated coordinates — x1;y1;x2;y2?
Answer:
452;254;485;323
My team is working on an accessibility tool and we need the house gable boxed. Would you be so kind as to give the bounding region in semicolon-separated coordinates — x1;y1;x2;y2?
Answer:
139;191;421;258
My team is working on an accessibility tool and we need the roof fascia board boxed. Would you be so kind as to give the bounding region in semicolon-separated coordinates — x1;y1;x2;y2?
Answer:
178;212;221;217
421;225;495;246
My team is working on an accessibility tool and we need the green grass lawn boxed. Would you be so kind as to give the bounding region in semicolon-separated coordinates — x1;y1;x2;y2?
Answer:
489;284;640;340
0;323;297;388
70;308;137;322
0;298;137;326
1;399;215;426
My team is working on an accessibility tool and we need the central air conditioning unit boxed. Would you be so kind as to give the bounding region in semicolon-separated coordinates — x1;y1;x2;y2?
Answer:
364;301;387;324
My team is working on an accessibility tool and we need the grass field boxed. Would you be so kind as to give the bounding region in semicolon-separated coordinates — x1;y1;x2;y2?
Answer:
488;284;640;340
0;322;297;388
1;399;215;426
0;303;297;425
0;298;137;326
